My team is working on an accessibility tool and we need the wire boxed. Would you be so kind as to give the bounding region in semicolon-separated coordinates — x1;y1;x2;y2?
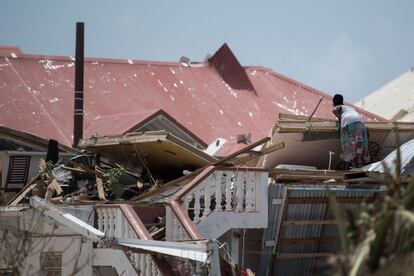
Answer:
132;143;156;185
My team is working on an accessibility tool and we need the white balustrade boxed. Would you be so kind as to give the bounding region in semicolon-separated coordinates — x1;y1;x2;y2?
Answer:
165;168;267;274
175;169;263;226
95;206;160;275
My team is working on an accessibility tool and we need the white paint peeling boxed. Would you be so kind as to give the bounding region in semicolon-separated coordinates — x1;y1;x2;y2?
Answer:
67;62;74;67
219;110;224;114
249;69;256;76
69;56;76;61
249;112;253;117
10;53;17;58
237;121;242;126
169;95;175;101
173;83;178;88
133;73;137;78
127;59;133;64
169;68;176;74
163;87;168;92
32;112;36;115
179;80;184;85
157;80;164;87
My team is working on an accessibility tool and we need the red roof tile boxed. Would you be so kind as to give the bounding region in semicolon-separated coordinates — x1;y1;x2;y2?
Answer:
0;44;385;152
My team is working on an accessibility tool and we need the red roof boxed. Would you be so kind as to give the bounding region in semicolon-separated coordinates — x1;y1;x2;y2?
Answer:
0;43;385;152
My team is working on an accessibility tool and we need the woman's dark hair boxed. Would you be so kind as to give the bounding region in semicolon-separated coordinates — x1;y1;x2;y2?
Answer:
333;94;344;106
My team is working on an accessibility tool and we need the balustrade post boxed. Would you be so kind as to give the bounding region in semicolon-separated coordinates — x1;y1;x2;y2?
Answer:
102;208;108;234
97;208;103;231
214;172;223;212
140;253;146;274
173;216;180;240
115;208;122;238
108;208;115;237
202;179;211;219
235;172;244;212
145;255;152;275
152;259;158;275
225;173;232;211
193;189;201;224
135;254;141;271
245;172;255;212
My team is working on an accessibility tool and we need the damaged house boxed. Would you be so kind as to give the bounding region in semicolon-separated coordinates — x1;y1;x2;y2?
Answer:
1;43;414;275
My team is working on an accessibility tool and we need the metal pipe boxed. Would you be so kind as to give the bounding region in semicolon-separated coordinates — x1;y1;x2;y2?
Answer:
73;22;84;148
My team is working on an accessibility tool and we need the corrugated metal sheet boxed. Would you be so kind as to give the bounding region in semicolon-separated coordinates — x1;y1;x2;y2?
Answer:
0;44;384;153
272;185;384;276
258;183;285;275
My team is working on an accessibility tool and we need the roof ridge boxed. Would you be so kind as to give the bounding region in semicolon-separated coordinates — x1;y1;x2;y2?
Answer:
0;50;208;67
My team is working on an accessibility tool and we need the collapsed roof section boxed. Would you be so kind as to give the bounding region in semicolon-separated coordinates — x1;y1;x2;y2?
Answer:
0;125;76;153
0;44;384;154
260;114;414;170
79;130;217;177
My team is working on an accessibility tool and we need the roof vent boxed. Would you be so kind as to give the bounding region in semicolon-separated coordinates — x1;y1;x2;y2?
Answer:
179;56;190;67
237;133;251;144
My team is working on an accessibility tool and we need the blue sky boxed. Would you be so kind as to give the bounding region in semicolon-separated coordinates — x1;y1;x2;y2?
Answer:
1;0;413;102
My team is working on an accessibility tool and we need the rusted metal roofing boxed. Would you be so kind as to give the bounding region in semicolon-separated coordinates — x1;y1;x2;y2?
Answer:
0;43;385;153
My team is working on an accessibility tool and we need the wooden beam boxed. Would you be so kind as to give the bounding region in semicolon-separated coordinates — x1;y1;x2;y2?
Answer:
274;174;342;182
8;173;42;206
279;237;338;245
276;252;336;259
287;197;374;204
233;142;284;165
282;220;337;225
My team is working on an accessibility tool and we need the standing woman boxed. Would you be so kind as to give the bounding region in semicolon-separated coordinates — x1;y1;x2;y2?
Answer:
332;94;370;168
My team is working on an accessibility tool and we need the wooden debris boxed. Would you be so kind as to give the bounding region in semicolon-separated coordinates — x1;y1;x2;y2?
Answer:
95;175;106;200
134;136;271;202
233;142;285;165
50;178;63;195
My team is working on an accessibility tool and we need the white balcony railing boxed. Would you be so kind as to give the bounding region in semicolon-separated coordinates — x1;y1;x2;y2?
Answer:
167;167;269;240
95;205;161;276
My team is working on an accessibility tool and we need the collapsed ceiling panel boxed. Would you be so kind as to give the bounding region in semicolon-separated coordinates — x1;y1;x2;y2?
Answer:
260;114;414;170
